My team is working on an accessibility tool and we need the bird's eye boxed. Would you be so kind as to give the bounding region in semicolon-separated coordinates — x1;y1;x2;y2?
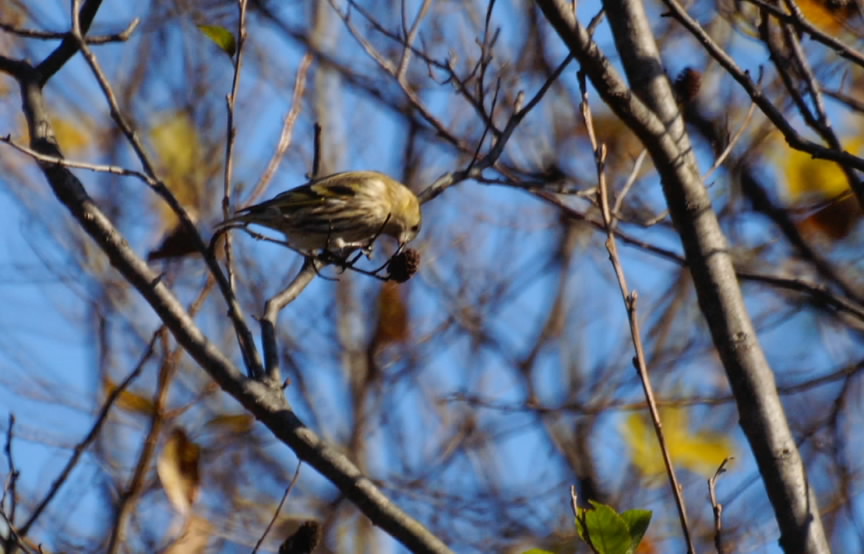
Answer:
411;224;421;233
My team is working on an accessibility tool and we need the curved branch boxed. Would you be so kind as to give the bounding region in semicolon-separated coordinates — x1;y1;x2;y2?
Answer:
261;259;320;383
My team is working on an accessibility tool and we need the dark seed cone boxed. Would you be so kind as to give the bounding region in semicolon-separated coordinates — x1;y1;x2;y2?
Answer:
148;225;200;261
387;248;421;283
279;521;320;554
674;67;702;104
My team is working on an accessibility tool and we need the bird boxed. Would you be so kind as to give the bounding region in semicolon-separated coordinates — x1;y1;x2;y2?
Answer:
215;170;422;258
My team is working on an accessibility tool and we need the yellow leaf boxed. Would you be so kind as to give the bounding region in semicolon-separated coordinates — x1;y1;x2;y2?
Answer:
51;115;91;154
795;0;856;34
149;112;211;228
103;377;155;415
198;25;236;58
150;112;204;187
158;428;202;515
726;0;857;37
783;138;864;238
204;413;255;434
784;140;862;201
621;407;735;484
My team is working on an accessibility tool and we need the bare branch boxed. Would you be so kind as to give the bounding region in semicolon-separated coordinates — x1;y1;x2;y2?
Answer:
661;0;864;207
2;414;17;527
261;259;320;383
582;75;694;551
708;457;734;554
246;53;313;206
252;462;303;553
0;17;139;43
537;0;830;550
4;23;452;554
19;330;158;537
1;135;156;186
221;0;251;308
67;0;264;376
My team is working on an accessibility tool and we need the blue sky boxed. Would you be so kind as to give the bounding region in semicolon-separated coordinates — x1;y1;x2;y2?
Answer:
2;1;864;552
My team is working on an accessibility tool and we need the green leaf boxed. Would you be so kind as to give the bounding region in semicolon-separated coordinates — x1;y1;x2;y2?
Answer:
521;549;556;554
198;24;236;58
576;501;641;554
620;509;652;550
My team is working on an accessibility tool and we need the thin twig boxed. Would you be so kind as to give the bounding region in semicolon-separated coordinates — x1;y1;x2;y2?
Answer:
67;0;263;377
332;0;466;151
464;78;501;174
106;330;179;554
0;17;139;43
0;506;34;554
2;414;18;524
261;259;321;383
708;457;734;554
395;0;432;82
252;462;303;553
418;53;574;204
1;135;156;185
246;53;313;206
702;100;756;183
569;484;579;517
19;330;159;537
611;148;647;224
311;122;322;180
579;74;694;553
222;0;250;298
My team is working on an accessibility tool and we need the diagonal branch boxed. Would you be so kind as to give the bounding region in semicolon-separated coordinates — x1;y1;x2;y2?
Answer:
66;0;263;377
18;330;158;537
580;73;694;552
1;11;451;553
661;0;864;208
535;0;830;551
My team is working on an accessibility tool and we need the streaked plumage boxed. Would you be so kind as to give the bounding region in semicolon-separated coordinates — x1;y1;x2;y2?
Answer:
216;171;421;256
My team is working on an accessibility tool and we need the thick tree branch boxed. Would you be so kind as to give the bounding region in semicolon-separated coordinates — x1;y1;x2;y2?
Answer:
35;0;102;82
535;0;829;551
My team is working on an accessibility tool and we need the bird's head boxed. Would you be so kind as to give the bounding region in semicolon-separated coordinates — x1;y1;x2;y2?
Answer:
381;176;422;252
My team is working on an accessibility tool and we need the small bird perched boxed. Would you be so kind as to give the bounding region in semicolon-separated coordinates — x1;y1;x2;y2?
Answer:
216;171;422;257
